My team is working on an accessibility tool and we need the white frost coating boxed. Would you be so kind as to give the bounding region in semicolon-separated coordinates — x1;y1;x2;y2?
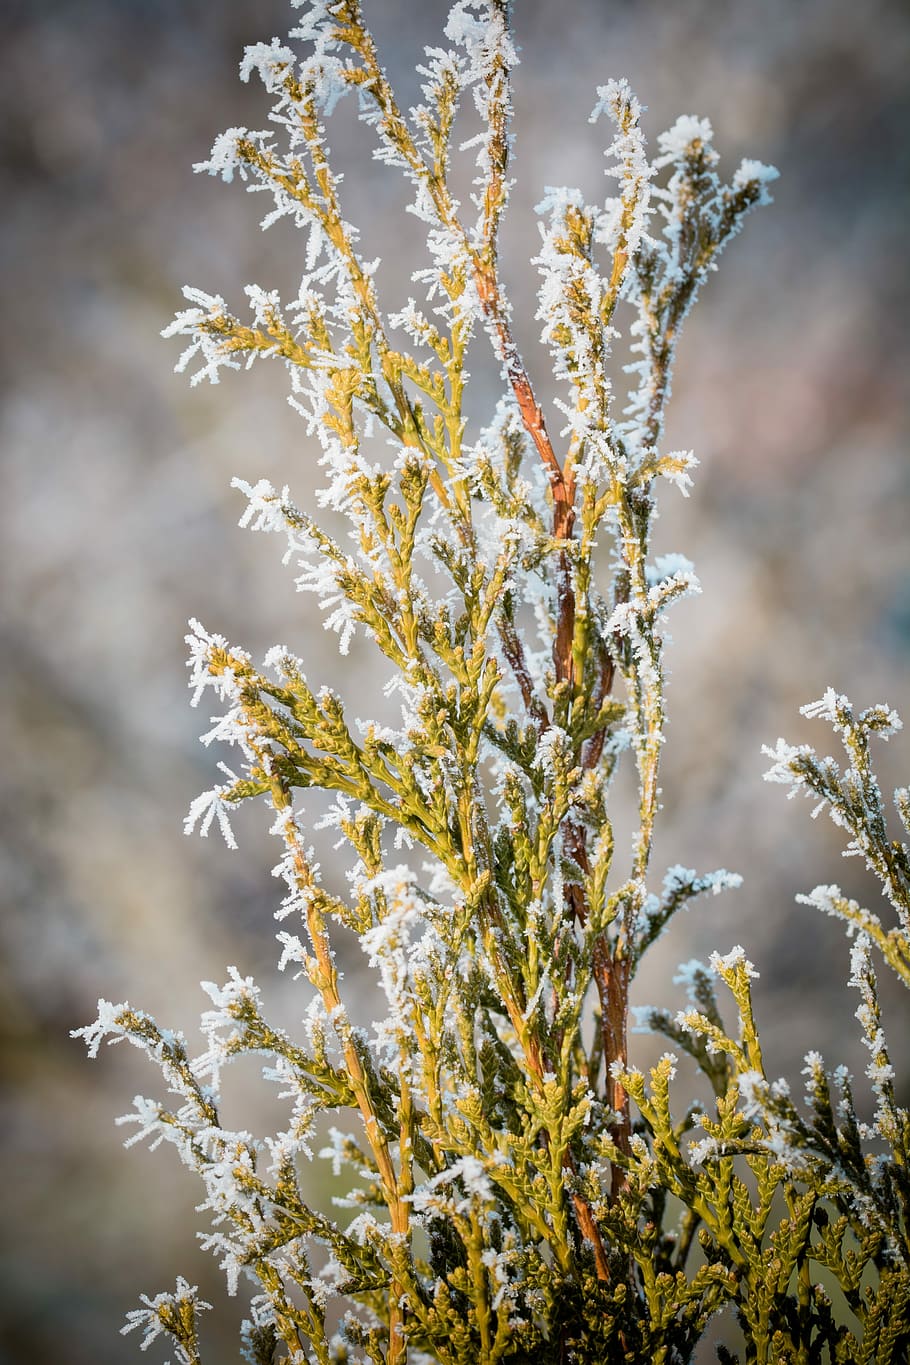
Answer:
762;737;812;790
161;287;241;386
445;1;518;91
232;476;292;536
534;725;573;780
239;40;298;91
796;884;883;941
646;561;702;614
121;1278;212;1359
193;127;250;183
688;1134;722;1167
359;879;424;963
532;73;650;461
656;115;715;163
801;687;847;724
184;782;240;849
662;450;699;496
766;692;908;924
590;78;653;263
847;934;902;1144
733;158;779;194
647;552;695;584
410;1155;495;1215
662;865;743;900
657;1051;678;1081
72;999;133;1057
674;1008;720;1050
709;945;758;979
801;688;901;738
742;1070;802;1179
199;966;259;1020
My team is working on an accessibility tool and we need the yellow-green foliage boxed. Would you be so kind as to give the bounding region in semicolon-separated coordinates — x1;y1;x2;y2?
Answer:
77;4;909;1362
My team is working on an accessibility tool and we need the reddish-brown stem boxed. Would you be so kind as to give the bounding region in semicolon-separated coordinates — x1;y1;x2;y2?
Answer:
553;544;577;689
498;607;549;732
593;938;631;1198
581;649;617;770
471;259;625;1260
473;262;579;692
474;264;564;492
570;1180;612;1282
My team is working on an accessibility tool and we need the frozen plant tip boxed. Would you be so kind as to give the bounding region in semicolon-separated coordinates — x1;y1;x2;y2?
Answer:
81;3;910;1362
122;1279;211;1364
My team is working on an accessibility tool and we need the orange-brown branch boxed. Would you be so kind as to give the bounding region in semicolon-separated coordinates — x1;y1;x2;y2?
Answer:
473;261;579;691
472;256;628;1256
593;938;632;1199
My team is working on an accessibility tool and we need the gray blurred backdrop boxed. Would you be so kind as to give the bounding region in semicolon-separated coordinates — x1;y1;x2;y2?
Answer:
1;1;908;1360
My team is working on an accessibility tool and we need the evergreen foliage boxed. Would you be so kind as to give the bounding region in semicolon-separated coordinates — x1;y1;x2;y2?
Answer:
77;4;909;1360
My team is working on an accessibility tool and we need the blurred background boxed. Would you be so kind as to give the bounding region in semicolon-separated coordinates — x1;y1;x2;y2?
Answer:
1;0;908;1359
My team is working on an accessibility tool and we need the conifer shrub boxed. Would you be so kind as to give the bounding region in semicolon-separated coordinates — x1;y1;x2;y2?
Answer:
78;3;910;1360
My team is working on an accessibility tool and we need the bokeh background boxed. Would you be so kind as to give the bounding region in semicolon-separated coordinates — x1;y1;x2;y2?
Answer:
1;0;908;1360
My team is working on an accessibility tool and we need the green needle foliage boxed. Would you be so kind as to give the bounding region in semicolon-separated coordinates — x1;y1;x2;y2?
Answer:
77;3;910;1361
